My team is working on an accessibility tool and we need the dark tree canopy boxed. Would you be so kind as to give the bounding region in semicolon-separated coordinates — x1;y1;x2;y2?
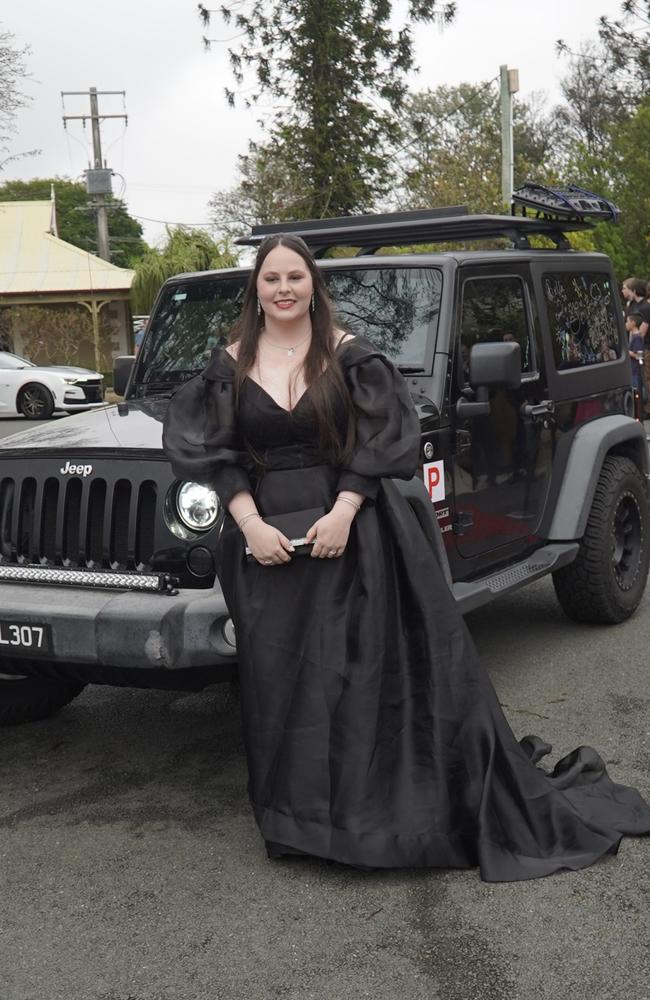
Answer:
201;0;456;220
597;0;650;91
0;176;148;268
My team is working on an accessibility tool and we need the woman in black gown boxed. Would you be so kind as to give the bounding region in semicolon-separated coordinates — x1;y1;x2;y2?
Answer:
163;234;650;882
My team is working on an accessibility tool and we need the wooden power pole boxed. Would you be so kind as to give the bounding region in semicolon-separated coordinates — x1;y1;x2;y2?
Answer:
61;87;128;261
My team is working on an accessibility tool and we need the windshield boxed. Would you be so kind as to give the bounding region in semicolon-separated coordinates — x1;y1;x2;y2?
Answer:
138;266;442;388
0;352;35;371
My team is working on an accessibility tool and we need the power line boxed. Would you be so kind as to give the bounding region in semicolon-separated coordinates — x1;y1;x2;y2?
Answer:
131;213;213;227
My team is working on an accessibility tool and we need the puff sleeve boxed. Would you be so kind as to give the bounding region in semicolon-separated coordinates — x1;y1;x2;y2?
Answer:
337;339;421;501
162;349;253;506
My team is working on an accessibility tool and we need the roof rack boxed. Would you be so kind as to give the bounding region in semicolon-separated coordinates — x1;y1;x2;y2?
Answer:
236;206;592;255
512;183;620;224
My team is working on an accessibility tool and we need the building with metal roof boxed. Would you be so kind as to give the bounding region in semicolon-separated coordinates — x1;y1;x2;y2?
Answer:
0;197;135;372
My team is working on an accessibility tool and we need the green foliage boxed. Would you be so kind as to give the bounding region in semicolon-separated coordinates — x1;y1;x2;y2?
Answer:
587;97;650;279
131;227;239;314
597;1;650;96
209;138;309;239
0;176;147;268
203;0;456;222
2;302;117;371
554;2;650;281
394;82;561;215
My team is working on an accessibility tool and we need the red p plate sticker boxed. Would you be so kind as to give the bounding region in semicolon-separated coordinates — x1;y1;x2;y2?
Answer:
423;460;445;503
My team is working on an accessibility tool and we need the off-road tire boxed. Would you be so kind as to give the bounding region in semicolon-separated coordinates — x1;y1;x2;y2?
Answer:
0;673;85;725
18;383;55;420
553;455;650;624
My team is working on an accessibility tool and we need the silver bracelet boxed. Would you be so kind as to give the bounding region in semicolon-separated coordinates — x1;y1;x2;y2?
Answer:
237;511;261;531
335;496;361;513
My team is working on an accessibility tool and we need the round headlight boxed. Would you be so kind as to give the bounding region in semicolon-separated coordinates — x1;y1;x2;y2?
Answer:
176;482;220;531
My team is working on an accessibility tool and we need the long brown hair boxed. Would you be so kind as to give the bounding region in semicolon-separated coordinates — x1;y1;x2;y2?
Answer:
230;234;355;463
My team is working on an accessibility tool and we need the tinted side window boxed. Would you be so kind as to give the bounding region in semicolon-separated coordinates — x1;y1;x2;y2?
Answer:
460;276;531;384
542;273;621;370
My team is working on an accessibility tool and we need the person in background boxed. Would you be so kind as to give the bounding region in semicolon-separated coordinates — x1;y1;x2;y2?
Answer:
622;279;650;415
621;278;650;331
626;311;646;403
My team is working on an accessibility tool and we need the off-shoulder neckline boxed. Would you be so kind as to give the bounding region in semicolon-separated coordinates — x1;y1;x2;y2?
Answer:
217;334;371;415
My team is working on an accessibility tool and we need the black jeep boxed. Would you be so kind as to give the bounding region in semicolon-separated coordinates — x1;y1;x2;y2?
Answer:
1;196;648;725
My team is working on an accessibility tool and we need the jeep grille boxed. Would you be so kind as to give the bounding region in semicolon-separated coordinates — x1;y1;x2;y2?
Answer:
0;473;158;570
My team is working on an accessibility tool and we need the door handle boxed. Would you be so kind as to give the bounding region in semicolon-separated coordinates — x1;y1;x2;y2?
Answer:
521;399;555;420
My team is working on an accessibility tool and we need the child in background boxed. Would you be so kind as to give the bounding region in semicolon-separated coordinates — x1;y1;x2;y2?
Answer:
626;311;646;397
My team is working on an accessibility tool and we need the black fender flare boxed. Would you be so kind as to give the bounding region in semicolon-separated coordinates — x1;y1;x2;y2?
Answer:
546;415;649;541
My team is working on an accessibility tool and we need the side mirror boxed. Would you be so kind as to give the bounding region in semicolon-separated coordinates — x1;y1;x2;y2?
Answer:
470;342;522;390
113;356;135;397
456;342;522;420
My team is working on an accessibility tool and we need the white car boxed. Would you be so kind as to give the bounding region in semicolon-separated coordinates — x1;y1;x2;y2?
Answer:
0;352;105;419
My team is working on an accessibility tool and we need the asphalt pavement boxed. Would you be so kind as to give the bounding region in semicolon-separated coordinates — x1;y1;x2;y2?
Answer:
0;415;649;999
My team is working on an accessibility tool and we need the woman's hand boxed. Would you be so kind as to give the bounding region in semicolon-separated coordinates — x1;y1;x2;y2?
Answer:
306;505;355;559
242;519;294;566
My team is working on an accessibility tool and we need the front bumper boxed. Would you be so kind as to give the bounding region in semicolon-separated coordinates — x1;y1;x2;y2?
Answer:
56;401;107;412
0;580;237;672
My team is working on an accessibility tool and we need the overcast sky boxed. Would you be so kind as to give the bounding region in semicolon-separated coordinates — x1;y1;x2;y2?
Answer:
3;0;626;246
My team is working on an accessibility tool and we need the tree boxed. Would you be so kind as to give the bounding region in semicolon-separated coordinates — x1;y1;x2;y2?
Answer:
597;0;650;96
209;138;308;239
586;96;650;279
131;227;239;314
0;177;147;268
201;1;456;220
552;6;650;278
0;25;35;169
394;82;562;216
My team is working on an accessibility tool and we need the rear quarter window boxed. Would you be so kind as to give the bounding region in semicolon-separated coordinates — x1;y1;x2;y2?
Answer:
542;273;621;370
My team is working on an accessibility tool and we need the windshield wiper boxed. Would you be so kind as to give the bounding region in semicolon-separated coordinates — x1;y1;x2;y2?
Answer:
141;368;201;385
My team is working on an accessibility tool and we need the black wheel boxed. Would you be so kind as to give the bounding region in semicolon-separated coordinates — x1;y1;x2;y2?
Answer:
0;671;85;725
18;382;55;420
553;455;650;624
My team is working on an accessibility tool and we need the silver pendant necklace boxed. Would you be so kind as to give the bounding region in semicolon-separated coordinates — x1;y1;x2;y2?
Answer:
261;330;311;357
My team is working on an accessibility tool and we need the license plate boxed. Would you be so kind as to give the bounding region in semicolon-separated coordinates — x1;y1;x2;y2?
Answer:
0;621;52;657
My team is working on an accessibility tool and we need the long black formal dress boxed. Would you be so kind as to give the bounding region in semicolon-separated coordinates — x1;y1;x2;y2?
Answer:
163;336;650;882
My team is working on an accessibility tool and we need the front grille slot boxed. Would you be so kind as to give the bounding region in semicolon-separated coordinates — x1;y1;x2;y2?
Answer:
62;478;83;565
86;479;107;566
110;479;131;568
41;479;59;562
136;482;157;569
0;471;159;572
17;478;37;562
0;478;14;560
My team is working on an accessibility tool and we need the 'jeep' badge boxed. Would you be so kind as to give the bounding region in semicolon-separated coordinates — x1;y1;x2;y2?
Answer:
60;461;93;477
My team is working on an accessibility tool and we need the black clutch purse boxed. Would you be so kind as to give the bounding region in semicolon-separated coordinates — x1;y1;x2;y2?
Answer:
244;506;326;561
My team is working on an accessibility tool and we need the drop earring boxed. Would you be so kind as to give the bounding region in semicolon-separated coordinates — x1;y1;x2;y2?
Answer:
311;293;315;312
257;298;262;317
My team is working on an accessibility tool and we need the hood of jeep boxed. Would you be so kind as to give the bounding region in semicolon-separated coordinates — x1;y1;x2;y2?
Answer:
0;399;168;453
